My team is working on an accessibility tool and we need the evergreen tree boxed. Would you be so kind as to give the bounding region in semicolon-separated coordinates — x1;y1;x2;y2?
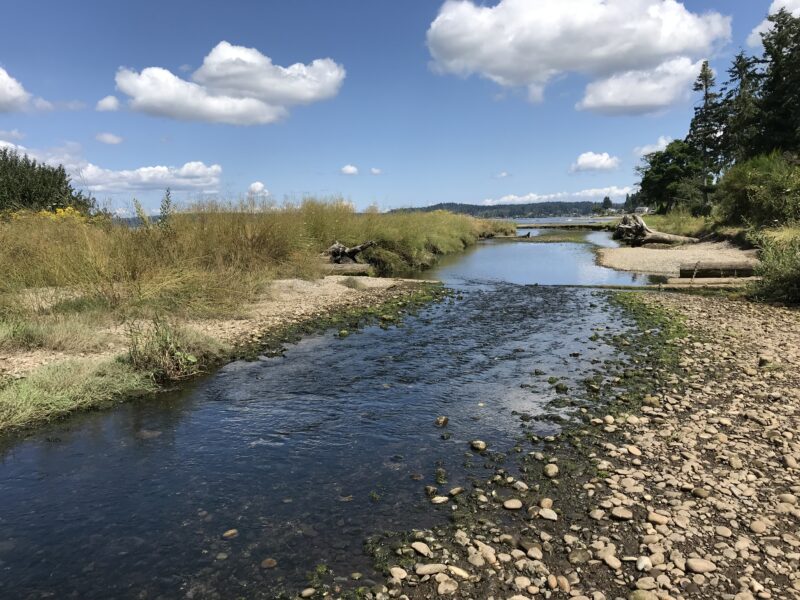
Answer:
636;141;705;214
686;60;724;183
719;52;762;165
756;8;800;154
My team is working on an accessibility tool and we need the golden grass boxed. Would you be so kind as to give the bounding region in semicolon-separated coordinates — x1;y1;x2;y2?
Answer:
640;211;710;238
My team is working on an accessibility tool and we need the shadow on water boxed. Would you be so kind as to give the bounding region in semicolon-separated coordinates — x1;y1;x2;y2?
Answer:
0;238;642;598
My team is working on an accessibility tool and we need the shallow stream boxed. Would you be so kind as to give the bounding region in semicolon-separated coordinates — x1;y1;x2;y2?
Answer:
0;232;646;598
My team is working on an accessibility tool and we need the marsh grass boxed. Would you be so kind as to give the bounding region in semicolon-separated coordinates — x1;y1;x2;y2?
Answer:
0;359;156;431
641;211;709;238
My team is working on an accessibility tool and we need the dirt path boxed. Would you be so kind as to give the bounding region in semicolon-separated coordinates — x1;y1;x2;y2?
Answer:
331;292;800;600
597;242;759;276
0;276;426;379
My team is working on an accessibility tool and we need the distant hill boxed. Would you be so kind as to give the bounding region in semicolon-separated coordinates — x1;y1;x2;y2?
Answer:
393;201;615;219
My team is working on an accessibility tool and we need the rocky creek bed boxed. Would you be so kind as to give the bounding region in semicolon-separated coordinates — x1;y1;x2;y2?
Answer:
296;292;800;600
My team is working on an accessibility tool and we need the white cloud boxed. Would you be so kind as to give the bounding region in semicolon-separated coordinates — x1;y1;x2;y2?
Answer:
95;132;123;145
81;161;222;193
635;135;673;156
0;67;32;111
96;95;120;111
427;0;730;114
571;151;620;172
370;167;382;175
248;181;269;196
0;138;220;193
495;171;510;178
577;57;702;115
482;185;633;205
0;128;24;141
341;164;358;175
114;41;346;125
748;0;800;46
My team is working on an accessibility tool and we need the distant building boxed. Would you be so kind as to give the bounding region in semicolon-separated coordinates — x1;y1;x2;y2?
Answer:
634;206;650;215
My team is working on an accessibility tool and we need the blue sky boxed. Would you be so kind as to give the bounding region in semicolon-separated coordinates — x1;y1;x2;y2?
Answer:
0;0;789;212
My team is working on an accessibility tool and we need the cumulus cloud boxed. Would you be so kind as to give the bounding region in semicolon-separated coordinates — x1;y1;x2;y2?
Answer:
749;0;800;46
0;67;32;111
0;128;24;141
495;171;510;179
635;135;673;156
0;138;220;193
427;0;730;114
95;132;123;145
577;57;702;115
96;95;120;111
248;181;269;196
482;185;633;206
114;41;346;125
81;161;222;193
571;151;620;172
341;164;358;175
370;167;382;175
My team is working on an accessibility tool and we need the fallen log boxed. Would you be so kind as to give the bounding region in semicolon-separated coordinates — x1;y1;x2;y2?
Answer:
613;214;699;246
679;262;756;278
324;240;376;264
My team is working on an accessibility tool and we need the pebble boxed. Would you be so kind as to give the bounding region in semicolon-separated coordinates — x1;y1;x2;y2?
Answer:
300;588;315;598
504;499;523;510
611;507;633;520
260;558;277;569
750;520;767;534
686;558;717;573
543;464;559;478
539;508;558;521
411;541;432;557
222;529;239;539
416;563;447;576
389;567;407;580
470;440;487;452
647;511;669;525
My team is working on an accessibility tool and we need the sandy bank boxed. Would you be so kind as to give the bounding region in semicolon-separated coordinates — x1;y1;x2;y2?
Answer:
597;241;759;276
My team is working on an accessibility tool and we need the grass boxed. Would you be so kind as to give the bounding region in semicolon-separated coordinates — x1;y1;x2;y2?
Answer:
0;314;114;353
0;359;157;431
516;229;591;244
639;211;709;238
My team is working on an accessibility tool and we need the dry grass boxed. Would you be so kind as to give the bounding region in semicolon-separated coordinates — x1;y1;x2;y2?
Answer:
641;211;710;238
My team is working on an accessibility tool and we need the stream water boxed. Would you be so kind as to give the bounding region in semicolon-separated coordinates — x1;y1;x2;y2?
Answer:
0;232;647;599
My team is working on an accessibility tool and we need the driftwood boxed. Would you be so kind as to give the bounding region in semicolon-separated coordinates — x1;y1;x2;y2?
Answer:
324;240;376;264
613;214;699;246
679;262;756;278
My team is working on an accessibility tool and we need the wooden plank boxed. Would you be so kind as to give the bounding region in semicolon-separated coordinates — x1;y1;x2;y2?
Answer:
679;262;756;278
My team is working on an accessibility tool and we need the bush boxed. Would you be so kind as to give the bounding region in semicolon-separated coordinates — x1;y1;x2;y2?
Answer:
126;318;228;382
751;232;800;304
715;153;800;226
0;147;94;213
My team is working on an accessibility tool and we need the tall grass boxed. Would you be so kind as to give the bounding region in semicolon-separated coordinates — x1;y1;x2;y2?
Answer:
640;210;709;238
0;198;512;318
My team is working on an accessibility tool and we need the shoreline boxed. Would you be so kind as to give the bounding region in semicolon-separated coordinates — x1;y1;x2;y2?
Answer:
297;290;800;600
0;276;443;434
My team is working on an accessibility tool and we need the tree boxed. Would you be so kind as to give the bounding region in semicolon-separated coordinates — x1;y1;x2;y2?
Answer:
756;8;800;155
686;60;724;185
636;140;705;214
0;147;94;213
719;52;762;165
601;196;613;210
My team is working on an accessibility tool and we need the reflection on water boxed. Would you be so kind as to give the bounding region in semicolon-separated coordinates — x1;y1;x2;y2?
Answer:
423;235;660;286
0;239;639;599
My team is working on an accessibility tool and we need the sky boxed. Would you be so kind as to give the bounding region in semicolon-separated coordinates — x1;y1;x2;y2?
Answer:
0;0;797;213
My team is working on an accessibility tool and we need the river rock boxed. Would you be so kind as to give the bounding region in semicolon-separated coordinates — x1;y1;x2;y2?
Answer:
301;588;315;598
416;563;447;576
435;416;448;427
539;508;558;521
411;541;433;557
611;507;633;520
686;558;717;573
222;529;239;539
260;558;277;569
504;499;523;510
470;440;487;451
543;464;559;478
431;496;449;504
437;579;458;595
389;566;407;580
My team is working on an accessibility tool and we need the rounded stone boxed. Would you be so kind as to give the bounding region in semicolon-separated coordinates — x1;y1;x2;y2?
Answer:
543;464;559;478
504;499;523;510
470;440;487;451
260;558;277;569
611;507;633;520
686;558;717;573
222;528;239;539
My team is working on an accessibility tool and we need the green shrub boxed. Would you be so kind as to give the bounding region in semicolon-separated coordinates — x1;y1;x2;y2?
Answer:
126;318;228;382
751;232;800;304
715;153;800;226
0;147;94;213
